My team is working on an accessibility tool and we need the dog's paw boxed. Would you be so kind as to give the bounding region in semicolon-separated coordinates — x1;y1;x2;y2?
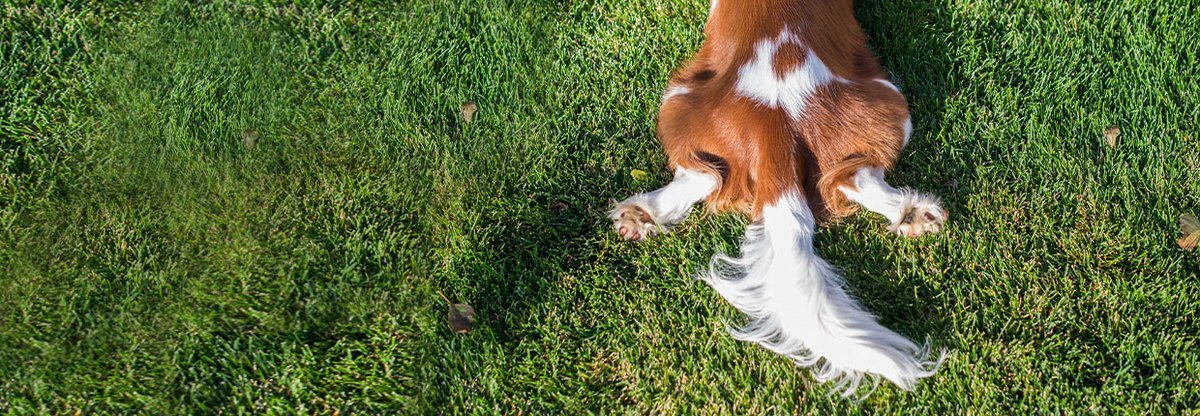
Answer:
888;194;947;238
610;202;660;242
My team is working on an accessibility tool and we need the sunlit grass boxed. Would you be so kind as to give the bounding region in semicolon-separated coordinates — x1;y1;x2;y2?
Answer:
1;0;1197;413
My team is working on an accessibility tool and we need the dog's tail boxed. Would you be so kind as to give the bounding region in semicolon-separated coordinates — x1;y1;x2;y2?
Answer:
702;190;943;397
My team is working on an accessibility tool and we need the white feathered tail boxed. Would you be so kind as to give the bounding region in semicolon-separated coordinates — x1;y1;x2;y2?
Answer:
702;191;943;397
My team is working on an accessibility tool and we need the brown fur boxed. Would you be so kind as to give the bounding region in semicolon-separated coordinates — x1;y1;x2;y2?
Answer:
657;0;909;219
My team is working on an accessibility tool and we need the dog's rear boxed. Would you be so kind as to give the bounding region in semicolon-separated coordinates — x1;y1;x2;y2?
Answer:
611;0;948;397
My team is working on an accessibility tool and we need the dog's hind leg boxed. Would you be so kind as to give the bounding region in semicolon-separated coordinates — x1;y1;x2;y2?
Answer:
799;79;946;237
611;167;718;241
837;166;946;237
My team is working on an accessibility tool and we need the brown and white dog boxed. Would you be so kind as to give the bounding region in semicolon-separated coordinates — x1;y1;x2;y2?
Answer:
611;1;946;396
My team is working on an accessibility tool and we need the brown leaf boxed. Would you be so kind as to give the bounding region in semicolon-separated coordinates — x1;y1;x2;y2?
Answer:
448;303;475;333
1180;234;1200;251
1180;214;1200;251
460;101;478;124
242;129;259;150
1104;125;1120;148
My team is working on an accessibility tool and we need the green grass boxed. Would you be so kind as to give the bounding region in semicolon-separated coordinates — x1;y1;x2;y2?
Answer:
1;0;1198;413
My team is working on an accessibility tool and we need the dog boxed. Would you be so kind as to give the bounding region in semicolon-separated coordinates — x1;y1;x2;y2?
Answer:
611;0;947;396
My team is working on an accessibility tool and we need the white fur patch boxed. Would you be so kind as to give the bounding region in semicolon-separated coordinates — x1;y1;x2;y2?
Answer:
661;85;690;104
734;29;840;117
876;78;901;92
839;167;909;223
702;190;943;397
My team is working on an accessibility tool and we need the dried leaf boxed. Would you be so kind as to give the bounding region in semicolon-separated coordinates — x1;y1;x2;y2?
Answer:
630;169;649;181
448;303;475;333
1180;214;1200;251
1104;125;1120;148
460;101;478;124
1183;214;1200;234
1180;233;1200;251
242;129;258;150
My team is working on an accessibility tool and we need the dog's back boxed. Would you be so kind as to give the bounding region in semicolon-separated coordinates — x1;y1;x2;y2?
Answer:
658;0;910;218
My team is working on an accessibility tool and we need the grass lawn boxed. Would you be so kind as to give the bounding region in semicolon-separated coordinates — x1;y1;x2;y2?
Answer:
2;0;1199;413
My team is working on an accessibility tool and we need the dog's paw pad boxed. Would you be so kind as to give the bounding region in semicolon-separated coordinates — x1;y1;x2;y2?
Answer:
611;203;659;242
889;197;946;238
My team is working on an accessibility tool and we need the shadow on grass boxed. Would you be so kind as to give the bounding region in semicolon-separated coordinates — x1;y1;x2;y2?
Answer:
451;0;973;363
843;0;966;340
423;0;974;406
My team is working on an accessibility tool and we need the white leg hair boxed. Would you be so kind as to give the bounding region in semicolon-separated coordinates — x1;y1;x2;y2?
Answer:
838;167;947;237
610;168;718;241
702;190;944;397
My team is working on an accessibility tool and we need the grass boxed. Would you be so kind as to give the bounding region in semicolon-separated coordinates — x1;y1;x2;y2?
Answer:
1;0;1198;413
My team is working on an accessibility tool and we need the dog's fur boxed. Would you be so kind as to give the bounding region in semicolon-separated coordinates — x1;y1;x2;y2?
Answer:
611;0;947;396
